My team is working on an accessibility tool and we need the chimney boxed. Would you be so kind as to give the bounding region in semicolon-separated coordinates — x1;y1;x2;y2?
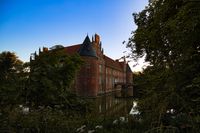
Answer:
95;33;100;44
43;47;48;52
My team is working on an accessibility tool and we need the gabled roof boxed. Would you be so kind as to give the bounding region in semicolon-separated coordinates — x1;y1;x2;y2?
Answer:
78;35;97;58
64;44;80;55
104;55;124;71
64;43;131;73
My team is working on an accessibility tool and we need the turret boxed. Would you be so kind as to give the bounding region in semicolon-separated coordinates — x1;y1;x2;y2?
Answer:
76;35;99;97
78;35;97;58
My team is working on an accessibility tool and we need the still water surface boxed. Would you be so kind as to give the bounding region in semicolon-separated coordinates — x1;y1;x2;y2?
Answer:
88;91;136;118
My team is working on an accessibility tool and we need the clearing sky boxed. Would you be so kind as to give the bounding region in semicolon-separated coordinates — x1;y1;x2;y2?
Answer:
0;0;149;71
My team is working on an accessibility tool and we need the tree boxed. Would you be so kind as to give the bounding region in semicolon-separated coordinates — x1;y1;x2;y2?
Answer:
0;51;24;106
27;47;83;107
128;0;200;131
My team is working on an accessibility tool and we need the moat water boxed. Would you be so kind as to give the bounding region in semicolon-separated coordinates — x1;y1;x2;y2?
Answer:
88;91;136;118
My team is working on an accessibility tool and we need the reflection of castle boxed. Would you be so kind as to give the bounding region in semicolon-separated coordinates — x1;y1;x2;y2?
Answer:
64;34;133;97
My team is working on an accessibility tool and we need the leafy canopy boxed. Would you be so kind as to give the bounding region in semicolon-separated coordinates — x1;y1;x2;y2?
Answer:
27;47;83;106
0;51;24;105
128;0;200;131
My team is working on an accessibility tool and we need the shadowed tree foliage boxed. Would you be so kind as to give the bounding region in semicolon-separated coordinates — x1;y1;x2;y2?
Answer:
0;50;93;132
128;0;200;132
27;47;84;107
0;51;24;106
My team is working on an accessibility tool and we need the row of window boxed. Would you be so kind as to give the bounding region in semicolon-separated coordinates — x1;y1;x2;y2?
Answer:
98;64;125;91
99;65;124;78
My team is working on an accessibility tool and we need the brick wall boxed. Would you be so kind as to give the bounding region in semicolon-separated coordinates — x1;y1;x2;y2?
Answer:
76;56;98;97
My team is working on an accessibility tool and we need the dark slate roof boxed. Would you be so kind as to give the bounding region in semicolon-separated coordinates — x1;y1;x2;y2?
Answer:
78;35;97;58
126;64;132;73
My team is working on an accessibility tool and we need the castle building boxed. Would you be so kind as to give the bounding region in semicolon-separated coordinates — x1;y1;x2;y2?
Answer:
64;34;133;97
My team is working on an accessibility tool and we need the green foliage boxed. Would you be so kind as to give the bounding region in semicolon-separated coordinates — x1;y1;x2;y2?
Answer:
1;110;145;133
128;0;200;132
129;0;200;68
0;51;25;106
27;48;83;106
0;49;92;132
1;106;86;133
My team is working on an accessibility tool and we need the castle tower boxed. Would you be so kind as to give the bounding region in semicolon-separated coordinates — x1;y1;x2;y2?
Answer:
76;35;99;97
78;35;97;58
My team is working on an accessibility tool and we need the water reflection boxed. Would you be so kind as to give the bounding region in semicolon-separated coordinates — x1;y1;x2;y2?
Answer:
89;92;135;118
129;101;139;115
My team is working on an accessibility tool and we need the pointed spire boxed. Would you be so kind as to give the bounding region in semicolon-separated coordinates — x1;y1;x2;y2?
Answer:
99;41;102;49
39;47;41;54
83;35;91;44
34;51;37;59
78;35;97;58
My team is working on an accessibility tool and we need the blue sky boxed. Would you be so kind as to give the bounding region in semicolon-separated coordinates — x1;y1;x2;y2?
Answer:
0;0;149;71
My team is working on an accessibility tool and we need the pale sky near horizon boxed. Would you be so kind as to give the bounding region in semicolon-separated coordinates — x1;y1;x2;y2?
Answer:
0;0;149;71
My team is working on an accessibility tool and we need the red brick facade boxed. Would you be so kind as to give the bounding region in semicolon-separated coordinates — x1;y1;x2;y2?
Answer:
65;34;133;97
